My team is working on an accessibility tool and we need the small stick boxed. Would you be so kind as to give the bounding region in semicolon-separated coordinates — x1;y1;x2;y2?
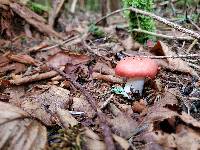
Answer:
100;94;114;110
187;39;198;53
95;7;200;40
41;35;80;51
50;66;116;150
10;71;58;85
92;72;123;84
132;28;193;41
122;51;200;59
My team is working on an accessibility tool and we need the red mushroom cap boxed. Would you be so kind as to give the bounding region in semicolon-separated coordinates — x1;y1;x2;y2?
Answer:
115;57;158;78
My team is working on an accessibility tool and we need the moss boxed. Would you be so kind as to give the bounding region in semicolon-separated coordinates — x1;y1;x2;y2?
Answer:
88;24;105;38
28;1;50;14
122;0;156;43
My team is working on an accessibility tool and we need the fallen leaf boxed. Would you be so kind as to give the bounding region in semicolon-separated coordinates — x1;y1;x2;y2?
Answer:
21;85;70;125
0;55;10;67
0;63;26;74
83;127;106;150
109;104;138;139
121;35;141;51
132;99;147;113
150;41;199;77
93;62;115;75
47;52;90;68
72;97;96;118
112;134;130;150
0;101;47;150
56;109;79;128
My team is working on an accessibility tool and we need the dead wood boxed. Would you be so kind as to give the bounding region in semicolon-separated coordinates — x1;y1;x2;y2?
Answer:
9;2;63;39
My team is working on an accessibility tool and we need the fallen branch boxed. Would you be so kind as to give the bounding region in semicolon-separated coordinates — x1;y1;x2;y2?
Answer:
132;28;194;41
122;51;200;59
50;66;116;150
10;71;58;85
10;2;63;39
41;35;81;51
96;7;200;40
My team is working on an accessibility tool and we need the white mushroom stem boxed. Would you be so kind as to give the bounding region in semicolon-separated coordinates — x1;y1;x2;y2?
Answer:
124;77;145;96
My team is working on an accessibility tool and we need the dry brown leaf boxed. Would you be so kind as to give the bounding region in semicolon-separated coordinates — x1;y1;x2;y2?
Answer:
93;62;115;75
0;101;47;150
142;104;200;150
83;127;106;150
150;41;198;77
56;109;79;128
72;97;96;118
47;52;90;68
109;104;138;139
144;124;200;150
0;55;10;67
0;63;26;74
112;134;130;150
21;85;70;125
121;35;141;51
132;99;147;113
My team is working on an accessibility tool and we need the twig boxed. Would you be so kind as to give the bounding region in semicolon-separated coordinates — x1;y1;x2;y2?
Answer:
187;39;198;53
95;7;200;40
50;66;116;150
122;51;200;59
10;70;58;85
41;35;80;51
187;62;200;71
83;40;112;61
100;94;114;110
92;72;123;84
132;28;193;41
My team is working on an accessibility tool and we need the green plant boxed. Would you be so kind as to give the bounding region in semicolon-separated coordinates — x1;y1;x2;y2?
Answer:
88;24;105;38
122;0;156;43
28;1;50;14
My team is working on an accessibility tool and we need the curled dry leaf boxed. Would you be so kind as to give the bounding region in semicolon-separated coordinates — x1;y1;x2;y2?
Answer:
0;101;47;150
142;104;200;150
151;41;199;77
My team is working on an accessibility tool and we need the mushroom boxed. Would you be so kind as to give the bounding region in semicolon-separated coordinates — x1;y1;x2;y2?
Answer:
115;57;158;96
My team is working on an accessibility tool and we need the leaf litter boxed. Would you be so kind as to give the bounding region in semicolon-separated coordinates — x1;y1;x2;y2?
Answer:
0;1;200;150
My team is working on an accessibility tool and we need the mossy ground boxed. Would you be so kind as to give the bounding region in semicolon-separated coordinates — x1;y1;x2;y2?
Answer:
122;0;156;43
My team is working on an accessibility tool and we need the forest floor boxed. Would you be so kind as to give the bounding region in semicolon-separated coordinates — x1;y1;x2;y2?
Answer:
0;1;200;150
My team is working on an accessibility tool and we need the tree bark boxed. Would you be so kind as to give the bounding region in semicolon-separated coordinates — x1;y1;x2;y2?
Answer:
100;0;107;26
109;0;120;12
